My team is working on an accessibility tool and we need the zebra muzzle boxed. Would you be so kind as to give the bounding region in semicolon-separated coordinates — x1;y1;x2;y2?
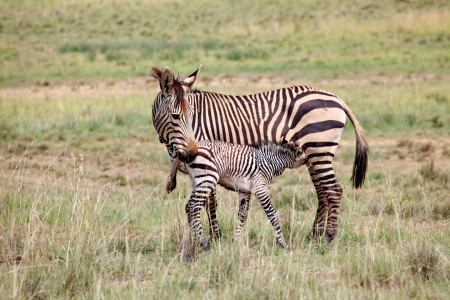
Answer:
177;149;197;164
177;139;198;164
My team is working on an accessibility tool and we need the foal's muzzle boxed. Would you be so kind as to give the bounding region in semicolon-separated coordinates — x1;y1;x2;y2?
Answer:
177;139;198;164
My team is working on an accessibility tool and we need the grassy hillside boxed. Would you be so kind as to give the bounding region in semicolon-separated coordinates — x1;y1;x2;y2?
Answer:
1;0;449;83
0;0;449;299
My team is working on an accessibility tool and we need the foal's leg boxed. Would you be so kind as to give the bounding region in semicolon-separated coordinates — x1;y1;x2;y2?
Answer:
186;170;219;250
187;191;211;250
253;186;292;250
206;189;221;240
170;159;221;241
234;192;251;242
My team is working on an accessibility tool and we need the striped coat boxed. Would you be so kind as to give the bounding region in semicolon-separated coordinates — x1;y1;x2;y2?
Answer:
152;66;369;243
185;140;306;250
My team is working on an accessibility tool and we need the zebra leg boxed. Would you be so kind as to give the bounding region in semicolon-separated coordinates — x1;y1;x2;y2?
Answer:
308;163;342;243
234;192;251;242
166;157;181;193
206;189;221;240
187;192;211;250
324;179;343;243
185;202;192;227
253;187;293;250
308;181;329;239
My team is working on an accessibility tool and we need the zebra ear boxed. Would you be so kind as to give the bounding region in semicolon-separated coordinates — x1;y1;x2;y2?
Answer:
182;64;202;92
294;140;304;150
160;67;174;96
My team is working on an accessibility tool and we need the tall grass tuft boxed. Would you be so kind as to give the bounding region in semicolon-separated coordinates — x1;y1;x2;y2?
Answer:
170;221;198;263
407;240;445;281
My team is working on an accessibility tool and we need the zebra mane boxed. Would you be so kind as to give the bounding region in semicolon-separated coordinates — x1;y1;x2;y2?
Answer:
190;88;202;94
254;142;297;156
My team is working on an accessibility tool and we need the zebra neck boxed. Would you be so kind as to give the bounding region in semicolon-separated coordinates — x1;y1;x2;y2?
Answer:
259;148;294;176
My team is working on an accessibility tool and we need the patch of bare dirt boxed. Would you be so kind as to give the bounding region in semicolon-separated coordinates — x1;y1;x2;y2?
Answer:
1;72;449;190
2;72;448;99
0;139;169;190
0;77;155;100
201;72;447;90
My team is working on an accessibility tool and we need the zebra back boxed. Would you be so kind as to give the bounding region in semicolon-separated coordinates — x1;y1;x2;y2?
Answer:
152;66;369;188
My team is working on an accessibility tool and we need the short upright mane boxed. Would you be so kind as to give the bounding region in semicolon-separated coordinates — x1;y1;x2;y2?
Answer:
255;142;297;157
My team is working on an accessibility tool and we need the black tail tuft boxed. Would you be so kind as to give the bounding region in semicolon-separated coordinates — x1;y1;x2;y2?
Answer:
351;132;369;189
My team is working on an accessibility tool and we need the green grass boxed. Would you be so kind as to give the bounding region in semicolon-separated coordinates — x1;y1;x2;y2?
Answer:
0;81;449;299
1;0;449;84
1;155;449;299
1;0;450;299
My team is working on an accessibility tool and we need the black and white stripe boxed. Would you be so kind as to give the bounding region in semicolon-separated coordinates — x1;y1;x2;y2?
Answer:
185;140;305;250
152;66;369;244
152;67;198;164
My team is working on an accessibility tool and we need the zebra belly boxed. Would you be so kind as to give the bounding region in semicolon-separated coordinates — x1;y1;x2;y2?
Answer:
218;177;252;193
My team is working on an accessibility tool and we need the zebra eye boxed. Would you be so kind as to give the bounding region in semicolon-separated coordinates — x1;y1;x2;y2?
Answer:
171;114;180;120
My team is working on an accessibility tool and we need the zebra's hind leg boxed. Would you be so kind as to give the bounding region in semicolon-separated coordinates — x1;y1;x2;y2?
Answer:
308;162;342;243
323;179;342;243
253;187;293;250
308;181;328;240
206;189;221;241
234;192;251;242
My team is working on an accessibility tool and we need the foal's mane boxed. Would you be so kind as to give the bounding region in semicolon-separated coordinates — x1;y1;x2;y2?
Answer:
254;142;297;156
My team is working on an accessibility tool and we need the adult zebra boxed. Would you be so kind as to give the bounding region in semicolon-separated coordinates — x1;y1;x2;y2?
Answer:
151;66;369;243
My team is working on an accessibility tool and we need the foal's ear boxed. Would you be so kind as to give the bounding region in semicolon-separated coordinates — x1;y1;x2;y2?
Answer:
182;64;202;92
160;67;175;96
292;140;304;152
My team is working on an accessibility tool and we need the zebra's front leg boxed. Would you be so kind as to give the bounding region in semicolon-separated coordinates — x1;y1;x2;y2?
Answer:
166;157;181;193
187;192;211;251
235;192;251;242
254;187;293;250
206;189;221;241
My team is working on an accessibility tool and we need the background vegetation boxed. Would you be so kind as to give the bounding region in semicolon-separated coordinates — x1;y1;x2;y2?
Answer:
0;0;449;299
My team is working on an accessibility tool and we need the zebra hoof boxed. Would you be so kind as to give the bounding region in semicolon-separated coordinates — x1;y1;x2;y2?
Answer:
324;231;337;244
211;231;222;241
166;178;177;193
321;235;333;245
200;242;212;252
278;241;295;251
307;229;324;240
284;243;295;251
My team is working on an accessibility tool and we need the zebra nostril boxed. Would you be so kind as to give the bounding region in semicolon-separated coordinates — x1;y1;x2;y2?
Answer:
177;150;197;164
186;150;196;163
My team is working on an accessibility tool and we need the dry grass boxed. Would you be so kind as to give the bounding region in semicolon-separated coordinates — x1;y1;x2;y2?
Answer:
0;78;449;299
0;0;449;298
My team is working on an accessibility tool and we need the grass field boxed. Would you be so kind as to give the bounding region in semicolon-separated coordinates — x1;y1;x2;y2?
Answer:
1;0;450;299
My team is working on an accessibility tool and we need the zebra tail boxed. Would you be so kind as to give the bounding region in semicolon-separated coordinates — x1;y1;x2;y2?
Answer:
342;102;369;189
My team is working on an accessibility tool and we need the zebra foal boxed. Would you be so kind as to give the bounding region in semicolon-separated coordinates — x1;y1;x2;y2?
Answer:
184;140;306;250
